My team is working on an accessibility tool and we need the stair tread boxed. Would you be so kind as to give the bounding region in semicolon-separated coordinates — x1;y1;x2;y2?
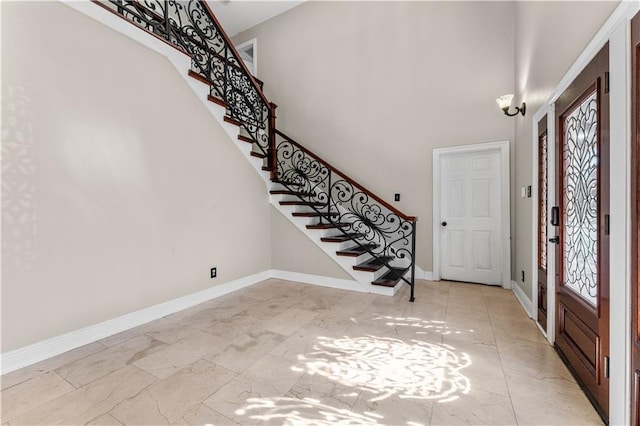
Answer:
353;256;394;272
279;201;324;206
224;116;242;126
270;190;314;197
238;135;254;144
306;222;350;230
336;244;377;257
250;151;267;159
372;268;408;287
321;233;363;243
207;94;228;108
188;70;213;86
292;212;339;217
272;180;304;188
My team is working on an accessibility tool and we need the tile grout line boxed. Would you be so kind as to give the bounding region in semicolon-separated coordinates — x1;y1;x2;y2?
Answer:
486;292;521;425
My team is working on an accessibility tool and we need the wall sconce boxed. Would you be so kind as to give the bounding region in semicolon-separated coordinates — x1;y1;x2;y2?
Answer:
496;94;526;117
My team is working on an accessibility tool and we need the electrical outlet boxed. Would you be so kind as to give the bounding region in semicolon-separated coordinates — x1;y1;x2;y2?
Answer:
394;193;400;202
521;270;525;282
210;267;217;279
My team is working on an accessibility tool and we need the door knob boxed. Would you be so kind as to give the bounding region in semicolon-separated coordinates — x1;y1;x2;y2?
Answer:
548;236;559;244
441;221;447;227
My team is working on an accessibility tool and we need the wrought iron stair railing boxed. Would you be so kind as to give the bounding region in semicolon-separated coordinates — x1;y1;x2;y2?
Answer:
274;130;417;301
95;0;277;171
92;0;417;301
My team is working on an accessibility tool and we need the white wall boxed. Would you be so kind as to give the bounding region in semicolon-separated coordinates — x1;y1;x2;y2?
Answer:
1;1;271;352
233;1;516;275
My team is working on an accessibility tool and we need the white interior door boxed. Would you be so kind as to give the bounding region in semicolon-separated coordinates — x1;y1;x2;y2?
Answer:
439;149;502;285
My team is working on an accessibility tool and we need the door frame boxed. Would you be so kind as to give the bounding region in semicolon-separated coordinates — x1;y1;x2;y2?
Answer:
236;38;257;76
432;140;511;289
631;10;639;425
531;108;557;343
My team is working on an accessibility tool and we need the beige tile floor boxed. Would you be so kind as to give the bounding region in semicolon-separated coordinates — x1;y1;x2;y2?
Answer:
1;279;603;425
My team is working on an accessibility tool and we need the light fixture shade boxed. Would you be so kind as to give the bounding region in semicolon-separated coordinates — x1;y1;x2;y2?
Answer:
496;94;514;110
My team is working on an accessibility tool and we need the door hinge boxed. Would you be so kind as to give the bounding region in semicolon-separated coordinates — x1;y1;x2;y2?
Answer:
604;355;610;379
605;72;610;94
605;214;610;235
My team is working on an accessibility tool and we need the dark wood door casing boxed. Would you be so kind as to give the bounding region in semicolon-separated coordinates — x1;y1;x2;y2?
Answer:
538;115;549;332
554;43;610;421
631;11;640;426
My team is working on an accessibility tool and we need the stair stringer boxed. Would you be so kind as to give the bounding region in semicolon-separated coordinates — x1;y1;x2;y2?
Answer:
63;0;404;296
270;194;403;296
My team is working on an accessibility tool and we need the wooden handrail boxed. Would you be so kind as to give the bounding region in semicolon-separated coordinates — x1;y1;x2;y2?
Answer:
92;1;269;108
198;1;271;109
92;1;192;59
274;129;417;222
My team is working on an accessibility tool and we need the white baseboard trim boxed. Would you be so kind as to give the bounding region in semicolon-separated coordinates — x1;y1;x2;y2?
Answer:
535;321;548;339
2;268;405;375
270;269;369;294
0;271;271;375
511;280;534;318
414;267;434;281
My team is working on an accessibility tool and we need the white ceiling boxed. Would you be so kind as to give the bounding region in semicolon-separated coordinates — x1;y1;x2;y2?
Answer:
208;1;306;37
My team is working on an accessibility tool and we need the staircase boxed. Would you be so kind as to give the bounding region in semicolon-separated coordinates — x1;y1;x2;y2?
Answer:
93;0;418;301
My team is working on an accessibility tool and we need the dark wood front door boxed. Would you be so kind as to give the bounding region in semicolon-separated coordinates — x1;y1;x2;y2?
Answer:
537;115;549;332
554;43;610;420
631;11;640;426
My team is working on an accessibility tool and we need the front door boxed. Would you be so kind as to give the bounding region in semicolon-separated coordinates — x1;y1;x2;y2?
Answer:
439;149;502;285
554;43;610;420
537;115;549;332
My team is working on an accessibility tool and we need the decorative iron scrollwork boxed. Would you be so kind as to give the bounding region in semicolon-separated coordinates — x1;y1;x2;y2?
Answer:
97;0;270;155
275;132;417;289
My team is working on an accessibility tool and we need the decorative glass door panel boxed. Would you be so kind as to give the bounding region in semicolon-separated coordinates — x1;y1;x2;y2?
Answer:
539;132;548;271
562;90;598;307
537;115;549;333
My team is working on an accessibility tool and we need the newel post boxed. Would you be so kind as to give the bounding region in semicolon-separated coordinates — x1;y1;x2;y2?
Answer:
268;102;278;181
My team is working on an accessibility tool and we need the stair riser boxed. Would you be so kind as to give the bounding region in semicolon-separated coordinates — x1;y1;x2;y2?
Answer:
301;215;341;224
270;183;287;192
352;253;373;265
326;239;363;251
270;183;309;194
274;194;316;201
373;265;390;281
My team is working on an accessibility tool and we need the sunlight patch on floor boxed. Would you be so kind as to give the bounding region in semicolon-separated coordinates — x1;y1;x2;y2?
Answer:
237;397;385;425
374;315;477;337
293;334;471;402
